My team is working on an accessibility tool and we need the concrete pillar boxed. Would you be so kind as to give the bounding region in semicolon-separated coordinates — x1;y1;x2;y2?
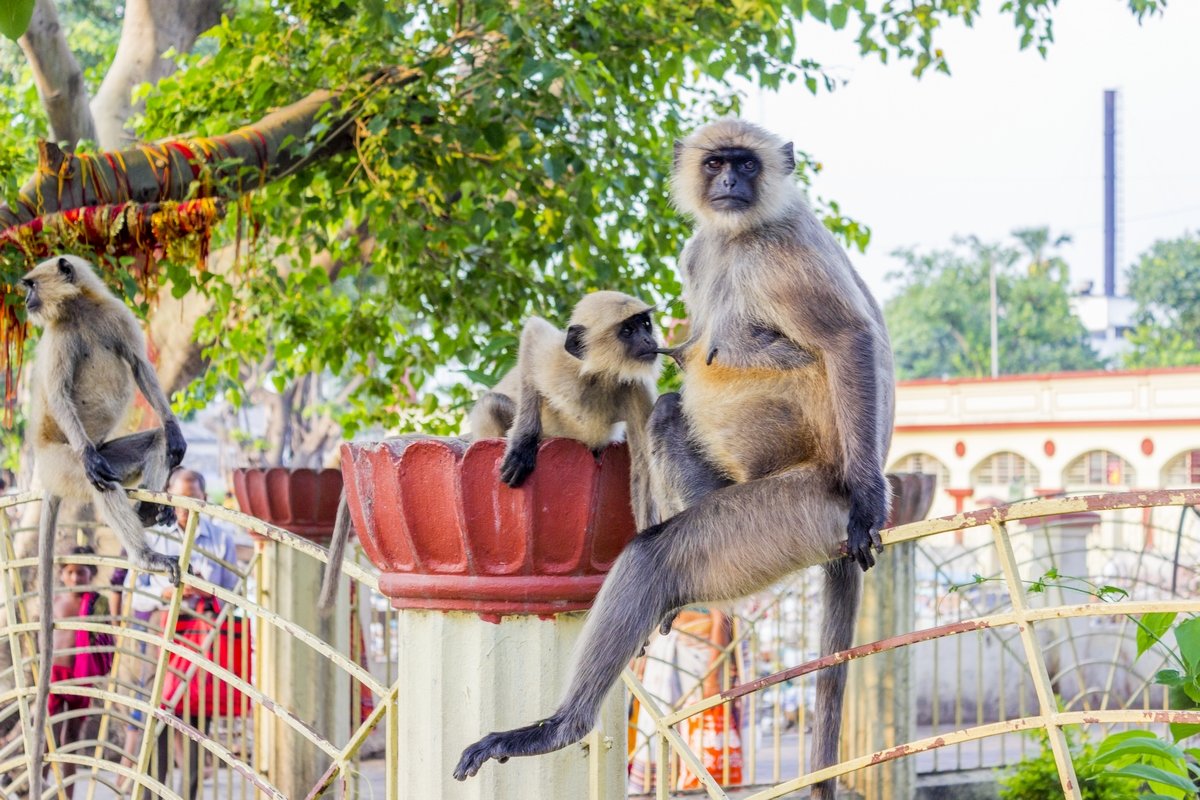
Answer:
257;538;350;799
396;610;625;798
232;467;348;798
844;540;916;800
843;473;934;800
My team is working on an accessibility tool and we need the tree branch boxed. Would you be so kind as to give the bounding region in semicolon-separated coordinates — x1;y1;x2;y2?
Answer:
18;0;96;146
91;0;227;150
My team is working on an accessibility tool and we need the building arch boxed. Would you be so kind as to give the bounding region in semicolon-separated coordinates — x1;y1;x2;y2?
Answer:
1063;449;1136;490
887;452;951;491
970;451;1041;500
1161;448;1200;487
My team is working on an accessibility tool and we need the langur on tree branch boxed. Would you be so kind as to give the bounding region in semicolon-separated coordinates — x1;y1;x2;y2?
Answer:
21;255;185;800
455;120;895;800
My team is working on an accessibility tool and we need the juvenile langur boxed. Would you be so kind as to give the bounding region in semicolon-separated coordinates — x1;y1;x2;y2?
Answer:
455;120;895;800
21;255;185;800
469;290;662;490
316;291;665;611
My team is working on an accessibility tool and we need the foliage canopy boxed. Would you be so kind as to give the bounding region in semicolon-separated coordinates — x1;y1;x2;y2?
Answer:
0;0;1168;442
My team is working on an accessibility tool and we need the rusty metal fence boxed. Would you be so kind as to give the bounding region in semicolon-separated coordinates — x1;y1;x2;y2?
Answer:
3;487;1200;799
621;489;1200;799
0;489;399;800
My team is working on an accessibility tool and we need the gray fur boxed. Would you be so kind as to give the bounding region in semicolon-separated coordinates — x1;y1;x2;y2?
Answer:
455;121;895;797
22;255;184;800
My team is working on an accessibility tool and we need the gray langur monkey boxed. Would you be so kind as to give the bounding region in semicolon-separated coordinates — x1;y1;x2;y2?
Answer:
21;255;185;800
469;290;662;491
316;290;665;612
455;119;895;800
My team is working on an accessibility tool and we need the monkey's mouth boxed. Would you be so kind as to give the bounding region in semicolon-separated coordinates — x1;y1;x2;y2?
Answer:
710;196;751;211
25;297;41;313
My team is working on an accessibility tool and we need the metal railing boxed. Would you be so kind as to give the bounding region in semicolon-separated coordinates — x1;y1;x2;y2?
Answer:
0;489;400;800
621;489;1200;799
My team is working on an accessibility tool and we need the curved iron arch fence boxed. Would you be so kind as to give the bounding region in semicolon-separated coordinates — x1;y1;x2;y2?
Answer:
2;488;1199;799
0;488;397;800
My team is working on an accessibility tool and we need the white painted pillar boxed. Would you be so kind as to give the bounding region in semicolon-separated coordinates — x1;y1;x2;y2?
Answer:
396;610;626;799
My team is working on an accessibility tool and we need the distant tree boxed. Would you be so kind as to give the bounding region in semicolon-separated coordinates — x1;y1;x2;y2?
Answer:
1123;233;1200;368
885;235;1103;380
1012;225;1072;281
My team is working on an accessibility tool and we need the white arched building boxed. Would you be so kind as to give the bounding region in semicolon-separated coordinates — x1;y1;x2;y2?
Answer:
888;367;1200;519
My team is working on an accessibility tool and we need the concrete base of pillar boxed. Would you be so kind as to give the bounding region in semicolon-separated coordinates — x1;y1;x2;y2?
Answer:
396;609;626;799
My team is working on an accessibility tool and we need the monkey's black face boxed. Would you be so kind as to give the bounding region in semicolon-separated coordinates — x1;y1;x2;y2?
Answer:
618;311;659;362
702;147;760;212
20;279;41;314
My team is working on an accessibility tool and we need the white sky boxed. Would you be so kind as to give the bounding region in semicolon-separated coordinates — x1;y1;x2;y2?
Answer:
746;1;1200;302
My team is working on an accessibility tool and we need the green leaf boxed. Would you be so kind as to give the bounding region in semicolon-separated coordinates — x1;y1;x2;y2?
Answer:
1155;669;1186;688
830;3;849;29
1138;612;1178;658
1175;616;1200;674
0;0;35;41
1091;732;1185;765
1105;763;1197;793
1170;722;1200;744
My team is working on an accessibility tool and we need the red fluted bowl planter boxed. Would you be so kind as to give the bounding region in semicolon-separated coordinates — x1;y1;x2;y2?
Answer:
341;437;638;621
230;467;345;542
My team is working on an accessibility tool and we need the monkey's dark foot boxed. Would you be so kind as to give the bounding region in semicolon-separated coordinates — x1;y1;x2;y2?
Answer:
139;552;181;586
499;439;538;487
136;502;174;528
453;714;590;780
659;609;680;636
83;444;121;491
845;513;884;572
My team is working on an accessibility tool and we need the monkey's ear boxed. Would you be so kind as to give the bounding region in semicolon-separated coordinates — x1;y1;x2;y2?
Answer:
780;143;796;175
57;257;74;283
673;140;684;170
564;325;588;360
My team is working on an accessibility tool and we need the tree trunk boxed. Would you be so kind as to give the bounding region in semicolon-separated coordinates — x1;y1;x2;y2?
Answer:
90;0;227;150
18;0;96;145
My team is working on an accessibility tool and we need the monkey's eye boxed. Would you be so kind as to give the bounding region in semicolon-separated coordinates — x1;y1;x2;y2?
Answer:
641;318;652;331
620;325;633;338
703;157;724;172
20;279;33;290
740;159;759;173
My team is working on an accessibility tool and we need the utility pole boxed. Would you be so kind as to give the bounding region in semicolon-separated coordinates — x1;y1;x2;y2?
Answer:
989;253;999;378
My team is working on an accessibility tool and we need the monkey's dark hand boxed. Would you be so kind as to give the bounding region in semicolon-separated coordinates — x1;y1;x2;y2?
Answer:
499;438;538;487
164;419;187;469
83;444;121;491
136;502;176;528
137;550;181;586
846;483;887;572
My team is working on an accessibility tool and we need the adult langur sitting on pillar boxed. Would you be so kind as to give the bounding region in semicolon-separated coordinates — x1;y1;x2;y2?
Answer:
21;255;185;800
454;119;895;800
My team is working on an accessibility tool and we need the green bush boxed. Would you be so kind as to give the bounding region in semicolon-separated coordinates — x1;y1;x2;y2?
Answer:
998;729;1139;800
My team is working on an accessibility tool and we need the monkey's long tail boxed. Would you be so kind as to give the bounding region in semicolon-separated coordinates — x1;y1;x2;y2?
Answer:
30;496;61;800
809;558;863;800
453;525;681;780
317;493;353;614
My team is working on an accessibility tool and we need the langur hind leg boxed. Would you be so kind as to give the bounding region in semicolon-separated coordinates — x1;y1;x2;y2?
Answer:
88;433;180;585
647;392;730;517
809;558;863;800
646;392;730;631
30;493;62;800
454;529;686;780
97;430;173;527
